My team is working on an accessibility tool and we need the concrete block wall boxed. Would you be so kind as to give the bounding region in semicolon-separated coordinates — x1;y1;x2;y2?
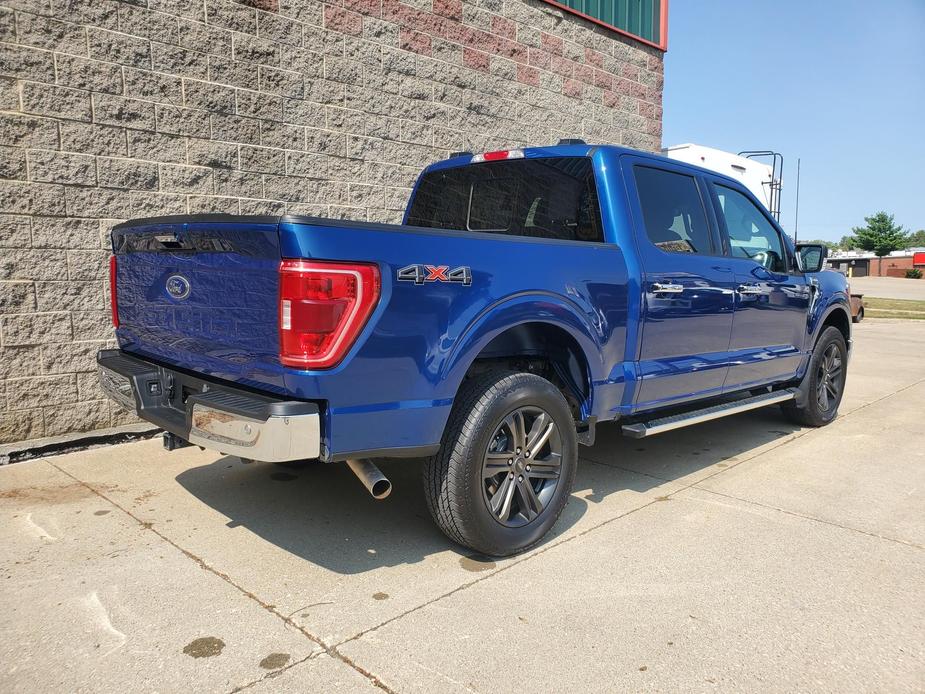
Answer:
0;0;664;445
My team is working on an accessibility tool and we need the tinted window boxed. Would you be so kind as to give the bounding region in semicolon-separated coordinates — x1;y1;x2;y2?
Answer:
634;166;712;254
715;185;787;272
406;157;603;242
468;178;517;231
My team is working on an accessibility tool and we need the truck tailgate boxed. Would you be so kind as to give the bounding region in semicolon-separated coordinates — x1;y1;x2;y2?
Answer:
112;216;286;393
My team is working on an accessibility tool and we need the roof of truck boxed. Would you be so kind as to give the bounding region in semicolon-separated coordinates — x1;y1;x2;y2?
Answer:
424;143;748;190
427;143;596;173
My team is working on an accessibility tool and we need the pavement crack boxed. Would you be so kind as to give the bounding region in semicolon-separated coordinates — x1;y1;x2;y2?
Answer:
408;657;482;693
586;376;925;501
580;418;814;487
691;486;923;550
227;652;319;693
336;495;665;649
337;422;811;648
339;378;925;647
286;601;333;620
40;376;925;686
46;460;398;694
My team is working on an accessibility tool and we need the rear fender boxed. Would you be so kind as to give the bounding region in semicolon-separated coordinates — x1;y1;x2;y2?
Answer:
438;292;605;415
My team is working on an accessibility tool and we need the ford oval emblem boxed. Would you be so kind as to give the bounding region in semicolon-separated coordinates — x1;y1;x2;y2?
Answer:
166;274;191;300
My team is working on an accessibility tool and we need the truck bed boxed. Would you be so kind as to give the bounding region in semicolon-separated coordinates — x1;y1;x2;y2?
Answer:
111;213;630;459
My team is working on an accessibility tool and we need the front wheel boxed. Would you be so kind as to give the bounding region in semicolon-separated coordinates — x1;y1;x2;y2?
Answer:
781;326;847;427
423;371;578;557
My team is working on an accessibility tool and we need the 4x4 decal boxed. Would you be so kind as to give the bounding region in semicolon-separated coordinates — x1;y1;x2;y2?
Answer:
398;264;472;286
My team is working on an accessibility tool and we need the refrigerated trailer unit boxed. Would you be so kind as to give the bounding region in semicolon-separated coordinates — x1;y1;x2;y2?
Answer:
662;144;782;221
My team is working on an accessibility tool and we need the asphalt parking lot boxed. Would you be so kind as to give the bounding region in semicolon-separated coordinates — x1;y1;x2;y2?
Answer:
849;276;925;301
2;319;923;693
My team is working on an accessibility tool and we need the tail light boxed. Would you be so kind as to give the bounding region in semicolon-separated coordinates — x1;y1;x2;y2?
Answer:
279;260;380;369
109;255;119;328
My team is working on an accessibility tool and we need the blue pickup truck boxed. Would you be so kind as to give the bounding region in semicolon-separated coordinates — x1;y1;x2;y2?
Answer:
98;142;850;556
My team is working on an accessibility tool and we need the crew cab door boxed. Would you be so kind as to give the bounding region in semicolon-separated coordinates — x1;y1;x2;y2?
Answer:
622;158;736;410
707;180;810;389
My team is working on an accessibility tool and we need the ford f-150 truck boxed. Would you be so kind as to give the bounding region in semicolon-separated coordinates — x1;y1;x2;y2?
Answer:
97;141;850;556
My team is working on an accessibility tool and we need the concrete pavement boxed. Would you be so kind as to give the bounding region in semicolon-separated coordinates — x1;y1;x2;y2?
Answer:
1;320;923;693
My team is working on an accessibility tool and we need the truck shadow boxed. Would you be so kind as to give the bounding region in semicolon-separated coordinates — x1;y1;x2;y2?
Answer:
174;409;801;575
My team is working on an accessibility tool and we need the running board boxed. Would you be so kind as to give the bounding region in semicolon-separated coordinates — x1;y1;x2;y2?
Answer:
621;389;797;439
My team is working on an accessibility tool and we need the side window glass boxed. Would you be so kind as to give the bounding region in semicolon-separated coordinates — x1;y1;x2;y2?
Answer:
715;185;787;272
634;166;712;254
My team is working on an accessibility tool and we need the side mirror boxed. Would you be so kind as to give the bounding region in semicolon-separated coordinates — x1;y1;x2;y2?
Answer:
795;244;828;273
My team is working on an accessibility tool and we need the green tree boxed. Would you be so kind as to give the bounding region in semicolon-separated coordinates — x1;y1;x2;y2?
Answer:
909;229;925;247
851;212;909;273
837;234;857;250
801;239;838;251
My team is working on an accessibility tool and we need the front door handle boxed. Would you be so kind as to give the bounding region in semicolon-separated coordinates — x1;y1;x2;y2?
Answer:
737;284;765;295
652;282;684;294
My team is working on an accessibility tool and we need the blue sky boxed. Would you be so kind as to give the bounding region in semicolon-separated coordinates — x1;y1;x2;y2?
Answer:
662;0;925;241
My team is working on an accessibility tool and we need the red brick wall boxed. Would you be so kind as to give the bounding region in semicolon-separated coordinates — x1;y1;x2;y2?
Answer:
869;257;915;277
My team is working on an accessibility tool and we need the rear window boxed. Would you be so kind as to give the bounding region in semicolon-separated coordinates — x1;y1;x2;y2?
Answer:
406;157;604;243
634;165;713;254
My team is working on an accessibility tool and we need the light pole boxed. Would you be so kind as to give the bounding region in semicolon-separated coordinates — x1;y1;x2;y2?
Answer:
793;158;801;242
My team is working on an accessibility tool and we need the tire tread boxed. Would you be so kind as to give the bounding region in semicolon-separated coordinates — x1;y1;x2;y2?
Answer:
781;326;847;427
423;371;575;555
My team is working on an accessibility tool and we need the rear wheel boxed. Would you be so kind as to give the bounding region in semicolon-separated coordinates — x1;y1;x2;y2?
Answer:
781;326;847;427
423;371;578;557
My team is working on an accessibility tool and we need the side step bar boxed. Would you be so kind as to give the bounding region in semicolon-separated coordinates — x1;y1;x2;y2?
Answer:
621;388;797;439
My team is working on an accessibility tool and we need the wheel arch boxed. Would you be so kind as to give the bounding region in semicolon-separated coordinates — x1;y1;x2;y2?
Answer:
816;302;851;349
786;305;850;424
438;294;605;423
465;321;594;421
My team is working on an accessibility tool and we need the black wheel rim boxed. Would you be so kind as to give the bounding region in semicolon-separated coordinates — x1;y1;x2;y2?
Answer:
481;406;562;528
816;343;844;413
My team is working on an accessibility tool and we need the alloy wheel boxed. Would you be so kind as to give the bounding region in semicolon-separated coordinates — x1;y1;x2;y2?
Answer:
816;343;844;412
481;406;562;528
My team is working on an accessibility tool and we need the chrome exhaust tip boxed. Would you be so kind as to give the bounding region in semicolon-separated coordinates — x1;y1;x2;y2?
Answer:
345;458;392;500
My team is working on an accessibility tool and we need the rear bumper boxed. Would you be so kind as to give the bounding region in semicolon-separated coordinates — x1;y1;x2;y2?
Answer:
97;349;321;462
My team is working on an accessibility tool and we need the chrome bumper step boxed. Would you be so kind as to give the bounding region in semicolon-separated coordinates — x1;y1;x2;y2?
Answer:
621;388;797;439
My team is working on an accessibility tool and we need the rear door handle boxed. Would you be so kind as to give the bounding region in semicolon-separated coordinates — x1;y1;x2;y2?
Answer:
737;284;765;295
652;282;684;294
